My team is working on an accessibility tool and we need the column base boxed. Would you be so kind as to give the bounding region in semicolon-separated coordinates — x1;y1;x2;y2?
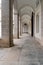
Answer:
10;43;14;47
0;38;14;48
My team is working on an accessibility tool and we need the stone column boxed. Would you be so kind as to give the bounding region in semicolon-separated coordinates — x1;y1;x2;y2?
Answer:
20;17;22;36
20;17;21;36
14;13;19;39
21;22;23;36
1;0;13;47
19;16;22;36
9;0;14;47
19;16;20;37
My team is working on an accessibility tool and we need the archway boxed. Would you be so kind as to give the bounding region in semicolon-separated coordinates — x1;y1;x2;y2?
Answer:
23;23;28;34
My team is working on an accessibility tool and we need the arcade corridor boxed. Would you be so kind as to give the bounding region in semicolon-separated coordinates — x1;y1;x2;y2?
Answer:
0;34;43;65
0;0;43;65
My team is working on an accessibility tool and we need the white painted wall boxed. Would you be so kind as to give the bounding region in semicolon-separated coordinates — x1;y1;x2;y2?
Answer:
34;4;41;39
0;22;2;38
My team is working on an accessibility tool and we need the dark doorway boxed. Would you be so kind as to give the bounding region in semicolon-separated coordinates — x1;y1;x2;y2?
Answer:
31;12;34;37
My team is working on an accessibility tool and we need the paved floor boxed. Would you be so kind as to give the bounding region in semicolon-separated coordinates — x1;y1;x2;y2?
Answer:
0;34;43;65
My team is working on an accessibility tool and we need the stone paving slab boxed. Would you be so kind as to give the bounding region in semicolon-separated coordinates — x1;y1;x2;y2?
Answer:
0;61;19;65
0;34;43;65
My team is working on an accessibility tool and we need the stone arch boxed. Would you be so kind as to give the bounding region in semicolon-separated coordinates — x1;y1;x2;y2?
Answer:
20;13;31;19
18;4;35;13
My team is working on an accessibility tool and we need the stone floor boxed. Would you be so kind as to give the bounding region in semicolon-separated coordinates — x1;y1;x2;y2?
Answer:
0;34;43;65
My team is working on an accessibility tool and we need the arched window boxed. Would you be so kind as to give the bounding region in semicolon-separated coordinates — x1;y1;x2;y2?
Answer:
0;0;2;38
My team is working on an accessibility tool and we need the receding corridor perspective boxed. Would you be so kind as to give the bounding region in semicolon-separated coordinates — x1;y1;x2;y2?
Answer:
0;0;43;65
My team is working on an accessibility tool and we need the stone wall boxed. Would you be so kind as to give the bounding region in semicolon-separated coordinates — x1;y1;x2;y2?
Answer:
36;0;43;46
1;0;10;47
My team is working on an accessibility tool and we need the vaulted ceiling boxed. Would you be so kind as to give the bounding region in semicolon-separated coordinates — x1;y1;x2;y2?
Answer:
17;0;36;11
14;0;40;25
17;0;40;11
